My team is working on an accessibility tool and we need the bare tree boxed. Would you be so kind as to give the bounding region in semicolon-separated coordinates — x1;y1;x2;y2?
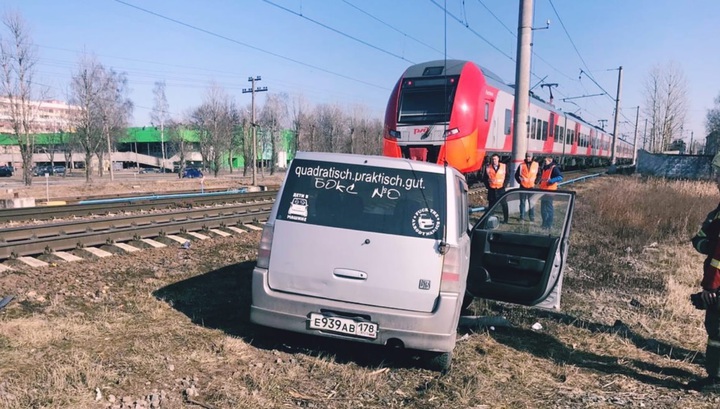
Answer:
238;105;253;176
166;119;187;176
68;55;132;181
348;105;383;155
190;84;237;177
0;11;44;185
706;93;720;155
69;55;104;181
313;103;346;153
642;61;689;152
97;68;132;179
290;95;310;157
259;92;288;174
150;80;170;169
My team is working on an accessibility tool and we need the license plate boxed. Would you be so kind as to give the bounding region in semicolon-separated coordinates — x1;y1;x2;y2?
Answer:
307;313;378;339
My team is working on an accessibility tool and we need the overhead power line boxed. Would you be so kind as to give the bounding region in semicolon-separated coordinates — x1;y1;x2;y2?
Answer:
549;0;616;105
112;0;388;90
341;0;446;57
428;0;515;61
262;0;415;64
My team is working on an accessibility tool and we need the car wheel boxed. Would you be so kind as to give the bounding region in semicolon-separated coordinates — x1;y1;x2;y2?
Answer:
461;291;474;312
418;350;452;372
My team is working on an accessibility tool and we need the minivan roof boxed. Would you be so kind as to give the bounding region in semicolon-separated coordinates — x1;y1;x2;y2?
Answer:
293;151;463;176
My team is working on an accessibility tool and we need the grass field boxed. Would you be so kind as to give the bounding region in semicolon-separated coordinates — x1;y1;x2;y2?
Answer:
1;174;720;408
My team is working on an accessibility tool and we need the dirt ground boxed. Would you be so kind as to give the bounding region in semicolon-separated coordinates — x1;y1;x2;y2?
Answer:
1;175;720;408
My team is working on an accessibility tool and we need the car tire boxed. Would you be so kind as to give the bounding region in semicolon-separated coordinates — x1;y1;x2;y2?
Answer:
461;291;474;312
419;350;452;372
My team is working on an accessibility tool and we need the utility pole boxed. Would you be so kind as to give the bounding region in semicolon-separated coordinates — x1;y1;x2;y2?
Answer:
610;66;623;169
242;76;268;186
510;0;533;187
690;130;694;155
632;106;639;165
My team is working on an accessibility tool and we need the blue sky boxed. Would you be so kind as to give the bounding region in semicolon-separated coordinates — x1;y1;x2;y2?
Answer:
3;0;718;145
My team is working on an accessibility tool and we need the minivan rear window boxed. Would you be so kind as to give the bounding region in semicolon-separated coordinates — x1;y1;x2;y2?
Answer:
278;158;447;239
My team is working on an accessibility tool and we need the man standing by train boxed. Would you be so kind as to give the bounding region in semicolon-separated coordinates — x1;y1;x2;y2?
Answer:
515;152;539;221
483;154;509;223
537;156;563;230
687;153;720;392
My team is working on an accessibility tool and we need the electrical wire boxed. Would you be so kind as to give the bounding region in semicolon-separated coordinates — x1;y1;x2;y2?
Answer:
341;0;446;57
262;0;415;64
113;0;388;90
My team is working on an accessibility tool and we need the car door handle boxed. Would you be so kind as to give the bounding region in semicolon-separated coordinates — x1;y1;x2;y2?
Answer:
333;268;368;280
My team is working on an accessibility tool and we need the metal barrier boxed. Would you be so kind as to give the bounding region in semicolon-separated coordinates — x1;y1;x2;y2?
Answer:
469;172;603;214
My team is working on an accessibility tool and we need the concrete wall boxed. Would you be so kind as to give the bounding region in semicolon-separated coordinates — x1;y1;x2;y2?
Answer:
636;149;715;180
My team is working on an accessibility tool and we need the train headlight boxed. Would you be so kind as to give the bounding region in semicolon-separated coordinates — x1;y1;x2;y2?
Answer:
443;128;459;137
388;129;401;139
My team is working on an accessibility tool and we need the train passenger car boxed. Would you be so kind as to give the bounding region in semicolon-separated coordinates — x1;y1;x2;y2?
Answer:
383;60;634;173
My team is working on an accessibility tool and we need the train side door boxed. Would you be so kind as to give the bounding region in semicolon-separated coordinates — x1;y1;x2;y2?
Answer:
467;189;575;310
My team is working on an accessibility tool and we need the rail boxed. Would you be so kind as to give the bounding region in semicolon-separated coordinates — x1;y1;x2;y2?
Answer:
0;201;273;260
0;190;278;223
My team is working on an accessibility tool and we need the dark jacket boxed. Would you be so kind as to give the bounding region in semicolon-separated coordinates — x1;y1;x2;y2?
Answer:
692;203;720;291
536;159;563;186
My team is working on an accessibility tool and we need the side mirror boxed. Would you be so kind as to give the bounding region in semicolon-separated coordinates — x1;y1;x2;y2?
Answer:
485;216;500;230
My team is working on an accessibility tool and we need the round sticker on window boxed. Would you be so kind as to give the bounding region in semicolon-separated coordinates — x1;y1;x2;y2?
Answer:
411;208;441;236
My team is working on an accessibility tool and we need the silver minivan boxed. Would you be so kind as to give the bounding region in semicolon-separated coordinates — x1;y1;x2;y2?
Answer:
251;151;575;371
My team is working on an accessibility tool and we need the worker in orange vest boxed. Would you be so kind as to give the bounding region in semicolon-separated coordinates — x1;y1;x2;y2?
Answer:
514;152;539;221
482;154;509;223
537;156;563;229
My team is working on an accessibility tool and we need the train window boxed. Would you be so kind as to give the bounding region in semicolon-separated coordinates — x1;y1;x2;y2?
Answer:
484;103;489;121
541;121;548;141
422;66;444;76
559;127;565;143
531;118;537;140
504;109;512;135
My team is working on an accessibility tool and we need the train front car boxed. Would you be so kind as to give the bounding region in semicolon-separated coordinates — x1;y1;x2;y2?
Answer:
383;60;491;174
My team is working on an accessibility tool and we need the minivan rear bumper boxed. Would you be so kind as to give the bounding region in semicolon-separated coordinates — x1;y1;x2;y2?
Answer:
250;267;461;352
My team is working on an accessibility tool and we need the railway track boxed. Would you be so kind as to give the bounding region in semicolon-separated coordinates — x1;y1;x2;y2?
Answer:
0;190;277;223
0;200;274;265
0;168;607;269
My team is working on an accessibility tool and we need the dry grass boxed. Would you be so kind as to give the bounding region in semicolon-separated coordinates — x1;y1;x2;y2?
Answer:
2;174;720;408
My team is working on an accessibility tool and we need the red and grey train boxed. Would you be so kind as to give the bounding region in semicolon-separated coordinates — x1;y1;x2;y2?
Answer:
383;59;634;174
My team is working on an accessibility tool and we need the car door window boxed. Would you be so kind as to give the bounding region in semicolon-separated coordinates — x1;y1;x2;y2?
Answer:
468;189;575;310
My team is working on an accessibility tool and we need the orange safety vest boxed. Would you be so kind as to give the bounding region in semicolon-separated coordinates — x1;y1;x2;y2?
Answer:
519;161;539;188
486;163;506;189
540;165;558;190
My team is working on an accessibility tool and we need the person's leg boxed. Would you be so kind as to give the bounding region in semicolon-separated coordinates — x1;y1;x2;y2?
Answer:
706;306;720;379
540;197;551;228
688;306;720;390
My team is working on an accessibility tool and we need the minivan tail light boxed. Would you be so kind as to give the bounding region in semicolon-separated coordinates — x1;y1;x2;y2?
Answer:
256;223;274;269
440;245;463;293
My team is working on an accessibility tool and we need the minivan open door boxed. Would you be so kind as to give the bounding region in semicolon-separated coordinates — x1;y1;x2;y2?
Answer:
467;189;575;310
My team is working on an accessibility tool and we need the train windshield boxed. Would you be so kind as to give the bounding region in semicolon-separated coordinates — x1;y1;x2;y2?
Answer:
397;76;458;125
